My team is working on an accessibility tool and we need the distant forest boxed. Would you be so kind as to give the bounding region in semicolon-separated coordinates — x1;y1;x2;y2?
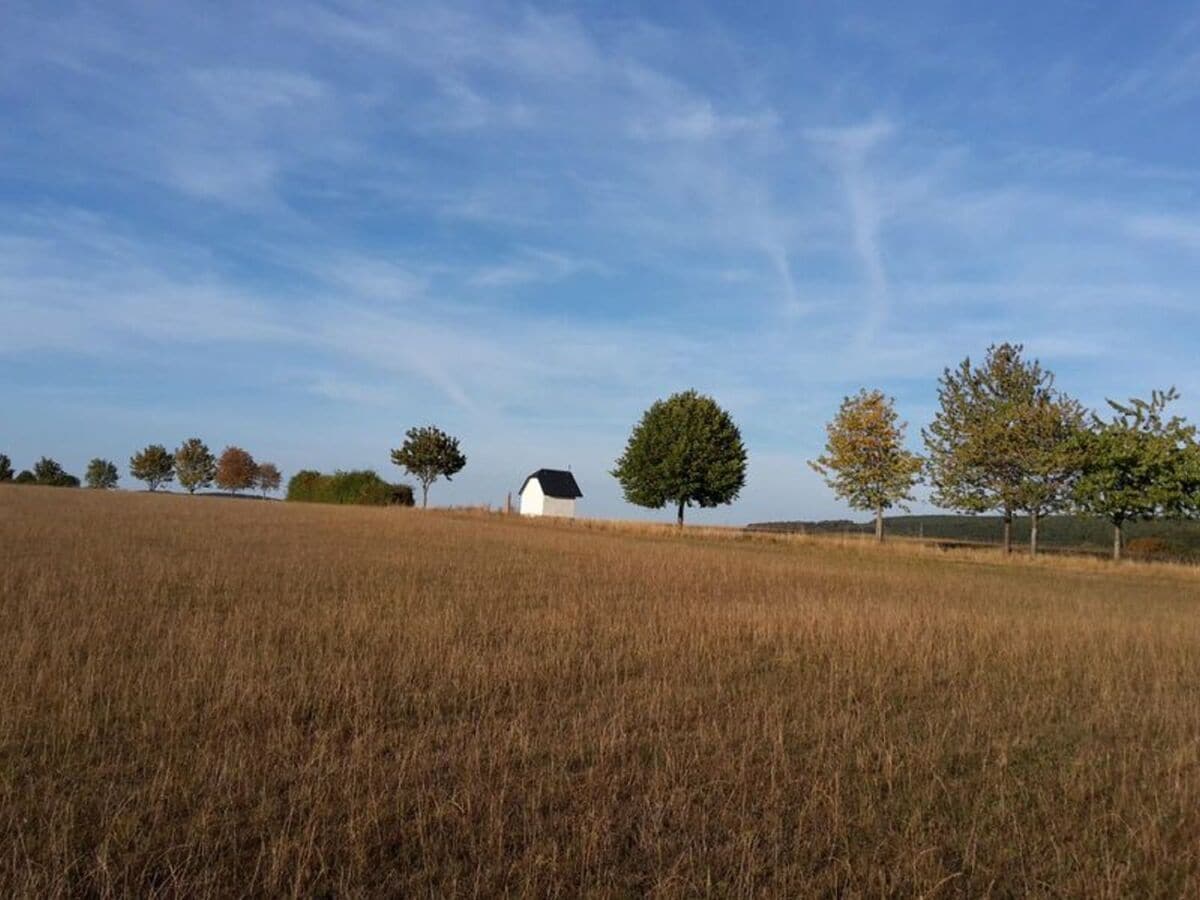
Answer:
746;515;1200;562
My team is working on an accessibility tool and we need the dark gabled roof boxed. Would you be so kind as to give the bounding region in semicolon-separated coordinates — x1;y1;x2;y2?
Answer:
520;468;582;499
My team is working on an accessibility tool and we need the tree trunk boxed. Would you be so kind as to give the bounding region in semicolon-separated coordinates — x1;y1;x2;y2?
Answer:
874;506;884;543
1113;523;1123;561
677;501;685;528
1029;511;1039;558
421;482;429;509
1002;509;1013;554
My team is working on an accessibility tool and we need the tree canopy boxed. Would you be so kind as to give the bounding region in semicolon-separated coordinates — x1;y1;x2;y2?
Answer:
0;453;12;482
923;343;1077;553
1072;388;1200;560
215;446;258;494
612;389;747;526
175;438;216;494
391;426;467;508
256;462;282;498
34;457;79;487
130;445;175;492
810;389;921;541
85;458;119;490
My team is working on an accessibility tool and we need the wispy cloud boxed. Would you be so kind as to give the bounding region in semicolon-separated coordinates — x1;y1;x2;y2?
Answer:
807;119;894;345
468;249;603;288
4;1;1200;521
1103;14;1200;106
1127;213;1200;251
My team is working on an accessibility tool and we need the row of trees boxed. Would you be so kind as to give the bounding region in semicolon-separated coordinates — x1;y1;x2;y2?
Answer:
0;455;82;487
128;440;281;496
601;345;1200;561
7;346;1194;561
2;428;469;506
809;343;1200;559
0;441;282;497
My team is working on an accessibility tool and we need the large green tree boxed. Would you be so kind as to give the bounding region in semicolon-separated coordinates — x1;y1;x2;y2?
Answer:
130;444;175;492
85;458;119;490
1072;388;1200;560
810;389;922;542
923;343;1076;554
175;438;216;494
0;453;12;482
613;390;747;526
391;426;467;508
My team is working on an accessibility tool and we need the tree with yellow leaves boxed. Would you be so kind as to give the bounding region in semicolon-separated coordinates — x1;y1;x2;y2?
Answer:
810;389;922;542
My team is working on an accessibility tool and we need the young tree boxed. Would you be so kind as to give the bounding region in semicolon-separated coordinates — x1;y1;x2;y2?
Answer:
130;444;175;491
0;453;12;482
809;389;922;542
390;426;467;508
1012;393;1087;556
215;446;258;494
1072;389;1200;560
923;343;1069;554
34;457;78;487
175;438;216;494
85;458;119;489
613;389;747;526
256;462;282;498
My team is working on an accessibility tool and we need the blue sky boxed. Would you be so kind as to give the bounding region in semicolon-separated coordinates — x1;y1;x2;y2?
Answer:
3;2;1200;522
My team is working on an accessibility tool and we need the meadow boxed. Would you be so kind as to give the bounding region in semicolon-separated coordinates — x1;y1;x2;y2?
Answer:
2;486;1199;897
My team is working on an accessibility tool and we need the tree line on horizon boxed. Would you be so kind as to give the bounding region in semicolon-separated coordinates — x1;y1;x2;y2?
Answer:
0;440;282;498
809;343;1200;560
609;342;1200;561
4;342;1198;561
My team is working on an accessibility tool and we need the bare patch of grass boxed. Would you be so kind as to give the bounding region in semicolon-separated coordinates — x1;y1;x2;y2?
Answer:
2;485;1199;896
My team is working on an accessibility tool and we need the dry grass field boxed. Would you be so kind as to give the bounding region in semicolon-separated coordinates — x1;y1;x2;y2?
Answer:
2;485;1200;897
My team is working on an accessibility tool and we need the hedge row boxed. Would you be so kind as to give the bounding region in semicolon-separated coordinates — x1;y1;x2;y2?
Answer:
286;470;414;507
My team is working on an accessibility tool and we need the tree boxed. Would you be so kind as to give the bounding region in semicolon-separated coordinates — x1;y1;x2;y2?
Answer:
390;426;467;508
613;389;747;526
1011;392;1087;556
129;444;175;491
33;457;78;487
175;438;216;494
923;343;1072;554
1072;388;1200;561
215;446;258;494
809;389;922;542
256;462;282;498
85;458;119;490
14;470;36;484
0;453;12;482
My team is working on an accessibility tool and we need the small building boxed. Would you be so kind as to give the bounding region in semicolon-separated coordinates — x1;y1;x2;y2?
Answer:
519;468;582;518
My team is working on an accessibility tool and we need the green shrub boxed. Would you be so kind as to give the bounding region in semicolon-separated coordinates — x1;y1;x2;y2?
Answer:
286;470;414;507
14;470;36;485
33;457;79;487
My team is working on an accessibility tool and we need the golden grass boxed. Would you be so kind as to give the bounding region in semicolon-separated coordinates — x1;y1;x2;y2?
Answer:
2;485;1199;897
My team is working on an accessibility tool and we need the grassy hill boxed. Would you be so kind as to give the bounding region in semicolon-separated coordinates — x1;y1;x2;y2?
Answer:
748;514;1200;560
4;485;1200;895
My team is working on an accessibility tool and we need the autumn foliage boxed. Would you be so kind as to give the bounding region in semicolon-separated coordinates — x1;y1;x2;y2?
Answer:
215;446;257;494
